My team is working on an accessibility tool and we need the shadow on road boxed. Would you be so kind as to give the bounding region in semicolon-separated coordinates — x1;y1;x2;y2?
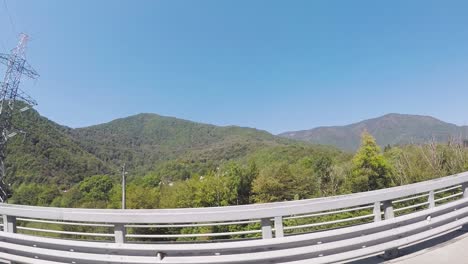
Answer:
347;229;468;263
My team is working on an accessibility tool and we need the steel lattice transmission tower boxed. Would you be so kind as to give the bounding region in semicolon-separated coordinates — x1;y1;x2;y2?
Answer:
0;33;39;202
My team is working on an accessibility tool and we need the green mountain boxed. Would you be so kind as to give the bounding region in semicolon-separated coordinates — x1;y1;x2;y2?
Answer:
6;109;113;186
279;114;468;151
19;110;464;186
7;111;321;186
69;113;295;175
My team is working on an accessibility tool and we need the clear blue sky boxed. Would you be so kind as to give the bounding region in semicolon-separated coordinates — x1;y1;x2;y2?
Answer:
1;0;468;134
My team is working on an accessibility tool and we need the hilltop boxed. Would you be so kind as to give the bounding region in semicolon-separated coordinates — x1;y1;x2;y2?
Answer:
279;113;468;151
7;110;335;186
8;110;468;186
69;113;295;175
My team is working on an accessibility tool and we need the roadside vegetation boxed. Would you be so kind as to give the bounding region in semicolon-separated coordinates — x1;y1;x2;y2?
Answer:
10;131;468;209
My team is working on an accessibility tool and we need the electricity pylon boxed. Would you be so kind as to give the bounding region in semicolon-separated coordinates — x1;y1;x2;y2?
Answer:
0;33;39;202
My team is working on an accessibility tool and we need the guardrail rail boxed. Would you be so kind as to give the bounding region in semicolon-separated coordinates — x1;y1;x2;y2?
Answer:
1;171;468;263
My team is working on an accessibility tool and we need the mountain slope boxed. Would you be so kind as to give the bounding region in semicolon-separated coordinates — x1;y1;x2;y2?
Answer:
279;114;468;151
7;110;336;187
69;113;295;175
6;109;113;186
16;110;463;186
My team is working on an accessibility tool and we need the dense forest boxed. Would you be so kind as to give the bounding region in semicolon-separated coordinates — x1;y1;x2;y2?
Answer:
9;124;468;209
3;107;468;209
6;110;299;186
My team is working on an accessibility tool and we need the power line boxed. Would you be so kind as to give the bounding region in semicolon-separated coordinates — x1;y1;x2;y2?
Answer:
0;40;6;53
0;3;9;51
3;0;17;37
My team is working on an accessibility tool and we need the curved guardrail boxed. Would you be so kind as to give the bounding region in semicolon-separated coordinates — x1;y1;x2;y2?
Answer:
1;171;468;263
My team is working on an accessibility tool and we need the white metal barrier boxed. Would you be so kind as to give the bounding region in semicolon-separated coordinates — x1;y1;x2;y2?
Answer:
1;171;468;263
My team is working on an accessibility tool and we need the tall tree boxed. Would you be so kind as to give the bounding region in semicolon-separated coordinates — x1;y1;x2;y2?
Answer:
351;131;393;192
251;163;295;203
314;156;333;195
78;175;114;207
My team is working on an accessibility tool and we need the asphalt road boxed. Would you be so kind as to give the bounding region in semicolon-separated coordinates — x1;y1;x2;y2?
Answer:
348;229;468;264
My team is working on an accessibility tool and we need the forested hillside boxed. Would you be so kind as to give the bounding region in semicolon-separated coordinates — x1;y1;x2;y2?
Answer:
6;109;468;211
280;113;468;151
69;113;294;175
6;108;113;186
5;110;334;188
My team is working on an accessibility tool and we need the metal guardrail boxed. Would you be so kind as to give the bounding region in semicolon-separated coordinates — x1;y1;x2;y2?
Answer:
1;171;468;263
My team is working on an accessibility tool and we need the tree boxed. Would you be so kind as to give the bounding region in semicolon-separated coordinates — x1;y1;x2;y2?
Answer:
251;164;295;203
223;161;258;205
351;131;393;192
195;170;239;207
289;157;319;199
239;161;259;204
11;184;59;206
314;156;333;195
78;175;114;207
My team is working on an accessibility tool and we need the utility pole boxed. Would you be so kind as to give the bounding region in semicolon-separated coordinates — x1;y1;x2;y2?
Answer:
216;167;220;206
0;33;38;202
121;163;127;209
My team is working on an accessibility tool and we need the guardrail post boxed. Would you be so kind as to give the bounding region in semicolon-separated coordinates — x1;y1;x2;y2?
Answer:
382;200;394;219
428;190;435;209
274;216;284;238
114;223;126;243
261;218;272;239
462;182;468;198
3;215;16;233
461;183;468;231
373;201;382;222
382;200;399;259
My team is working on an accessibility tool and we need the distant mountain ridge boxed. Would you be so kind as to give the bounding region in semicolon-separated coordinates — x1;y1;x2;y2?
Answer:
7;110;304;186
69;113;292;175
279;114;468;151
8;110;468;186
